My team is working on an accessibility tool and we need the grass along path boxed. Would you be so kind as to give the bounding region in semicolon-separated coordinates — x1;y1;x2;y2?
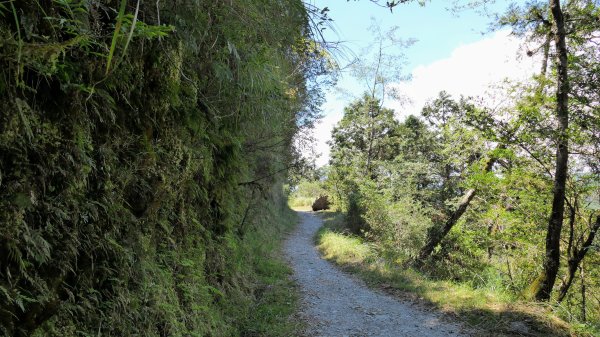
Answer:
238;208;304;336
314;211;594;337
285;211;468;336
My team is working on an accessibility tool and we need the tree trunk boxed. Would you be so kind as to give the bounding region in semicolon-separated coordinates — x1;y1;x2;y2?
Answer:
557;216;600;302
415;151;499;264
540;33;551;78
580;263;586;322
534;0;570;302
365;104;375;176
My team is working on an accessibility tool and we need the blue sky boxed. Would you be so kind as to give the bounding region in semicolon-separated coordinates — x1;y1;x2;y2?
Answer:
306;1;538;166
314;0;508;71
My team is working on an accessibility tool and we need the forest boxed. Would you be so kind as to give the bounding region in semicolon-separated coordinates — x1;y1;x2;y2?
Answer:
0;0;599;336
290;0;600;335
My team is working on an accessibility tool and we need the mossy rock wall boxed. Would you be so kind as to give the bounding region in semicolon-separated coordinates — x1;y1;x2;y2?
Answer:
0;1;322;335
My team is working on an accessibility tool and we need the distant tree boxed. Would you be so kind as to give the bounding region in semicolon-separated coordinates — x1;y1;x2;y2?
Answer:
330;94;401;177
347;19;413;105
489;0;600;302
414;92;502;263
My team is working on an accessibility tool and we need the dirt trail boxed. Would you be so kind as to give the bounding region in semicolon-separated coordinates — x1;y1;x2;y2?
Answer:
284;211;469;337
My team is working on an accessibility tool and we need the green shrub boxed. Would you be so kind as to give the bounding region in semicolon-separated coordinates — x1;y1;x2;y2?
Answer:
289;180;327;208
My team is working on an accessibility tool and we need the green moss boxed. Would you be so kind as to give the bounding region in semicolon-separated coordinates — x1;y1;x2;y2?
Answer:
0;0;323;335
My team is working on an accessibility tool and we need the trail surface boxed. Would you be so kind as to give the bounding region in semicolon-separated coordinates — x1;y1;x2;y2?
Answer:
284;211;469;337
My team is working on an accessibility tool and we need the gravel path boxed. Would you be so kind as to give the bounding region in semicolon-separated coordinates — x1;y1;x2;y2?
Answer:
284;211;469;337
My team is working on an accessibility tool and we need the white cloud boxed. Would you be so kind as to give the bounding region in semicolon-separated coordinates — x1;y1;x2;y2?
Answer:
311;94;345;167
309;30;539;167
391;30;539;117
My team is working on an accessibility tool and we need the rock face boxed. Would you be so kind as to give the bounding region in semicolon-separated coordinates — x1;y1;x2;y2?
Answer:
311;195;330;211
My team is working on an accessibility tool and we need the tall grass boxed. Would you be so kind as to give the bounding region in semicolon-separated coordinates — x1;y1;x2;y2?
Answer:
240;207;303;336
288;196;314;208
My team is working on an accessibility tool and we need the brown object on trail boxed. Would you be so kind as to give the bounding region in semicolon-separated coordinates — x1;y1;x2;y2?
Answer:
312;195;330;211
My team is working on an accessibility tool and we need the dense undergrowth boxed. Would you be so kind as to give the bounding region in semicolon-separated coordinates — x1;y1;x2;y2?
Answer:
315;211;599;337
0;1;326;335
295;70;600;331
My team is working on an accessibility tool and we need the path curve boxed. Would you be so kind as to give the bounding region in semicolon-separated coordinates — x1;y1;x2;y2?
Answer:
284;211;469;337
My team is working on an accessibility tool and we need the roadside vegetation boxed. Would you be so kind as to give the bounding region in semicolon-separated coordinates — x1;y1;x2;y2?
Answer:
315;211;591;337
289;1;600;335
0;1;328;335
2;0;599;335
240;208;304;336
287;179;327;210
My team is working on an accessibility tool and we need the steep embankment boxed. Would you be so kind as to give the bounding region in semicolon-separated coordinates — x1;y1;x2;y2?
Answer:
0;1;323;336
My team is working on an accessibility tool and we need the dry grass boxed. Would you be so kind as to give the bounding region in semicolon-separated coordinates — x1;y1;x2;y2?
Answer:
290;205;312;212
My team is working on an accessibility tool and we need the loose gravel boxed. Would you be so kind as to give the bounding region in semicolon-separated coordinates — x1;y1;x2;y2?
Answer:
284;211;470;337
